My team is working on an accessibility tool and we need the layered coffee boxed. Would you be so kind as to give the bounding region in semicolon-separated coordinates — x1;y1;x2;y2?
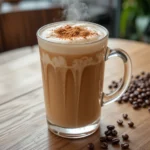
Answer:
37;22;107;128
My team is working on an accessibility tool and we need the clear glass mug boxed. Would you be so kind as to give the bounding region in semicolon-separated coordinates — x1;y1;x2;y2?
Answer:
37;21;132;139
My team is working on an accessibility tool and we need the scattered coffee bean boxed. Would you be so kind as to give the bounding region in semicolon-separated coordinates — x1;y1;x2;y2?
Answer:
108;72;150;113
136;75;140;79
129;98;133;104
105;130;112;136
145;100;150;105
122;134;129;140
117;119;123;126
112;138;120;145
122;96;128;102
107;125;115;130
113;83;118;88
142;103;147;108
141;71;145;75
123;114;128;119
106;135;113;141
112;81;116;84
121;142;129;149
111;130;118;136
128;121;134;127
100;136;107;142
132;101;138;105
146;91;150;96
108;85;112;89
133;103;139;109
101;142;108;149
88;143;94;150
117;98;122;103
137;99;143;103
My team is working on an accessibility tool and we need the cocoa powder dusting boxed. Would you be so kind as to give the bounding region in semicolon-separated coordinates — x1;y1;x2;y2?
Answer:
54;25;97;39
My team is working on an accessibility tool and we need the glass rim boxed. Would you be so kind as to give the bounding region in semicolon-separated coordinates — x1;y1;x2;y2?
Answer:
36;21;109;46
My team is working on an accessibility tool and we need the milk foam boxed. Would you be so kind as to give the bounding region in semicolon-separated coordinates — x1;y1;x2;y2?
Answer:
37;21;108;55
40;22;105;44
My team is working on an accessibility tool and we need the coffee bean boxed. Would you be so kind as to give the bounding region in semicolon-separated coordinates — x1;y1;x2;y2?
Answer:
101;142;108;149
108;85;112;89
111;130;118;136
128;121;134;127
141;93;146;98
117;119;123;126
133;103;139;109
137;99;143;103
122;114;128;119
145;99;150;105
113;83;118;89
141;71;145;75
146;91;150;96
136;75;140;79
106;135;113;141
142;88;146;92
105;130;112;136
129;94;134;98
132;101;138;105
134;91;139;96
88;143;94;150
142;103;147;108
137;88;142;92
129;98;133;104
112;138;120;145
100;136;107;142
121;143;129;149
117;98;122;104
108;72;150;114
138;103;142;108
146;88;150;91
122;134;129;140
140;84;145;88
122;96;128;102
107;125;115;130
112;81;116;84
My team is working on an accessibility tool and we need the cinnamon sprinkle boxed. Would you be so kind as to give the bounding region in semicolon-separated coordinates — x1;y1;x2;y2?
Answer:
54;25;98;39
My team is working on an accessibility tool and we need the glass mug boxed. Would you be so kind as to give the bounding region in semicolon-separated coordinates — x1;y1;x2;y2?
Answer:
37;21;132;138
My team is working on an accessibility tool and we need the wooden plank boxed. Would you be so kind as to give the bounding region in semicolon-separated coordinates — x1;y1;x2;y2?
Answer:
0;46;33;65
0;88;150;150
0;47;42;104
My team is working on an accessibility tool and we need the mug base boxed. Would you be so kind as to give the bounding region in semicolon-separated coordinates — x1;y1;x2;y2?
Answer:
47;119;100;139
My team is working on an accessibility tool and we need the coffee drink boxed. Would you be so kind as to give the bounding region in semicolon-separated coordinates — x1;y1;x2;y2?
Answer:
37;22;107;128
37;21;132;138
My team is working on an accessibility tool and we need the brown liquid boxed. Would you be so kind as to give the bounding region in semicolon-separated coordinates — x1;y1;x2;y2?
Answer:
39;47;106;128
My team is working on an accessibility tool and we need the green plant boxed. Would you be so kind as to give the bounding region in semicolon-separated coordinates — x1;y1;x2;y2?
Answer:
120;0;150;41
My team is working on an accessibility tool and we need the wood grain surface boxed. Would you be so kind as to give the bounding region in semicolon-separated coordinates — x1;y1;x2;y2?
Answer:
0;39;150;150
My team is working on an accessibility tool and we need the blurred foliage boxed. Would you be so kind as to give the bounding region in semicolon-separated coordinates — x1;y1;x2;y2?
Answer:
120;0;150;42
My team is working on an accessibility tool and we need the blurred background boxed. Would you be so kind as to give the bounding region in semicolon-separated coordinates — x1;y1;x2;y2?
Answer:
0;0;150;52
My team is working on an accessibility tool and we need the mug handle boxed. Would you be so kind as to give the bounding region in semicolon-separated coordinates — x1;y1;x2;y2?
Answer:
102;47;132;106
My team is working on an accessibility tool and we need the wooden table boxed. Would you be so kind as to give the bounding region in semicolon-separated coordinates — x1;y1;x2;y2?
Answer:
0;39;150;150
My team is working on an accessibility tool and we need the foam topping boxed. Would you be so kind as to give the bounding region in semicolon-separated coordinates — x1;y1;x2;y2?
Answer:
41;22;105;44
